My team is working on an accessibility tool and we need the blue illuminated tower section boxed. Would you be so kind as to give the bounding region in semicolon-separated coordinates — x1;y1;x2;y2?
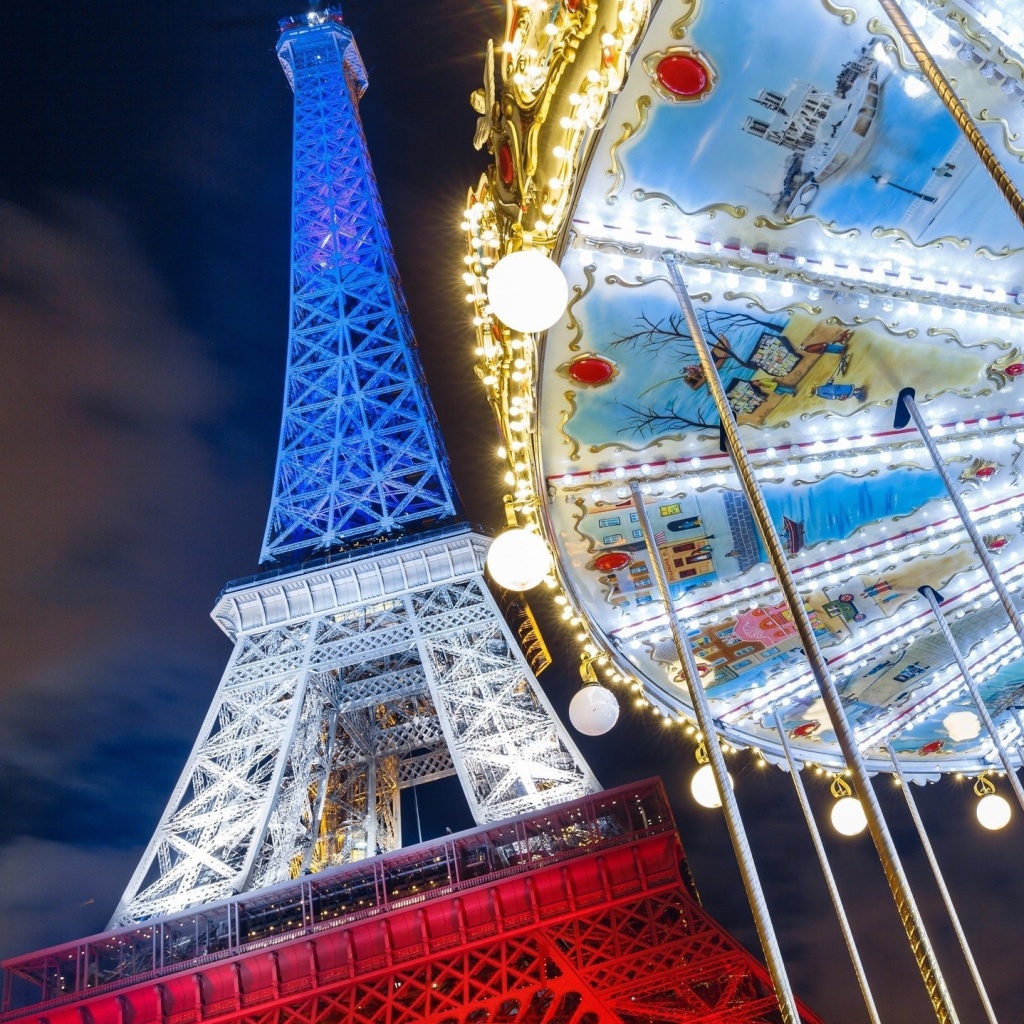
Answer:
263;11;457;562
108;8;598;926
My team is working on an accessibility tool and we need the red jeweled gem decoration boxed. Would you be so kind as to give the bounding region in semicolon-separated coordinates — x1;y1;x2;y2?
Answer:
977;465;996;478
594;551;630;572
499;142;515;186
568;355;615;385
1006;362;1024;377
656;54;709;97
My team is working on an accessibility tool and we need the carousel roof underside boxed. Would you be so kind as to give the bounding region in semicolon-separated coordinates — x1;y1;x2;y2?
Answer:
476;0;1024;778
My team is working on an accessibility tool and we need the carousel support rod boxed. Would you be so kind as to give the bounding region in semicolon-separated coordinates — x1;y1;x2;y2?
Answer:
885;741;1000;1024
918;585;1024;812
877;0;1024;230
662;252;960;1024
631;481;800;1024
1011;708;1024;768
896;388;1024;646
773;710;882;1024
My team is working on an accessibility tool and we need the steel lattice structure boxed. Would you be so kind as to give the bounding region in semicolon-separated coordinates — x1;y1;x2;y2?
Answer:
108;8;598;927
262;11;457;563
4;782;825;1024
110;529;598;925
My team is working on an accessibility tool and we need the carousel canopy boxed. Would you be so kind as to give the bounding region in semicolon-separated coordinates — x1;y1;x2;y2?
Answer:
465;0;1024;778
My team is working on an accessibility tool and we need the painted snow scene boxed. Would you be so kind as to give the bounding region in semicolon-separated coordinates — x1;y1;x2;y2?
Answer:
534;0;1024;774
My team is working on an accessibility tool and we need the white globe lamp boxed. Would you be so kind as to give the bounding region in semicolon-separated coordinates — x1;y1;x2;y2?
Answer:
690;763;733;809
569;685;619;736
485;528;552;591
831;795;868;836
976;792;1012;831
486;249;569;333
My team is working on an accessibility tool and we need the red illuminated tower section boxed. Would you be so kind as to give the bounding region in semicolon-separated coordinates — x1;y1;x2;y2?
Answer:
2;781;822;1024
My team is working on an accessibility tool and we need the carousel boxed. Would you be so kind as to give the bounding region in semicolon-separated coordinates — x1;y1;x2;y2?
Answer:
463;1;1024;1022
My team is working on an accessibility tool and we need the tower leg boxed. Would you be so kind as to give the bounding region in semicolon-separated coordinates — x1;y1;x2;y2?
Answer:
111;529;598;926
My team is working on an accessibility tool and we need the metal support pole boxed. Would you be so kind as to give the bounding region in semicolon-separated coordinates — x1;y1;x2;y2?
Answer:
897;389;1024;646
773;711;882;1024
878;0;1024;230
630;481;800;1024
1011;708;1024;770
662;253;960;1024
886;742;1000;1024
918;586;1024;812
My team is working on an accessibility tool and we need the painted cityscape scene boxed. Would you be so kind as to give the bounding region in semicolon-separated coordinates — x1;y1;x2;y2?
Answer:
541;242;1024;768
592;0;1024;254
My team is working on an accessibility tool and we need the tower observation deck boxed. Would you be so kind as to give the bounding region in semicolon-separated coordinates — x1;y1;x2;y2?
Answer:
103;7;598;927
2;781;824;1024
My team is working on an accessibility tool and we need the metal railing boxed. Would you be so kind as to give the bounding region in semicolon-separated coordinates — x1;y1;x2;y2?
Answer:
2;780;672;1017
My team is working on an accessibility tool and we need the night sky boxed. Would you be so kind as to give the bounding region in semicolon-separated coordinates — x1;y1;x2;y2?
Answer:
1;3;1023;1021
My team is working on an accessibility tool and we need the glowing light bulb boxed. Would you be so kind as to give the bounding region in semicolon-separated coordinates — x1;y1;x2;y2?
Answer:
486;250;569;333
568;685;619;735
831;796;867;836
977;792;1012;830
485;529;552;591
690;763;733;808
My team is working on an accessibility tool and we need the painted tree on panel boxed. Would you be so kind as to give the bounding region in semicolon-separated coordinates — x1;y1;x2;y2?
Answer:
610;308;789;438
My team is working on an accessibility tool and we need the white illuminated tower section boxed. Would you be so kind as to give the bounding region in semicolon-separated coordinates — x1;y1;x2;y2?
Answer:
110;8;598;927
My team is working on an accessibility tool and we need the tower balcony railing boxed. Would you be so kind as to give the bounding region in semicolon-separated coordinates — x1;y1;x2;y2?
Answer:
2;780;674;1018
221;520;480;596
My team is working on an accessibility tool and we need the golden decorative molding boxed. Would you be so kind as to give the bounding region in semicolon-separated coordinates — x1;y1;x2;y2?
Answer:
558;390;582;461
568;497;597;553
632;187;746;220
669;0;702;38
799;398;891;421
722;291;821;316
791;468;879;487
820;0;858;24
925;326;1010;351
753;213;860;238
947;10;988;47
605;96;652;204
866;17;919;71
998;47;1024;79
977;108;1024;161
825;314;918;338
923;384;990;402
605;272;673;289
582;235;646;256
565;263;597;352
870;225;968;251
975;243;1024;260
588;438;673;454
604;272;709;303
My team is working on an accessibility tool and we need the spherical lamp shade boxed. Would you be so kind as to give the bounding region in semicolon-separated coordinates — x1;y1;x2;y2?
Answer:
568;685;619;736
486;250;569;333
485;528;552;591
831;796;868;836
976;792;1012;830
690;763;733;809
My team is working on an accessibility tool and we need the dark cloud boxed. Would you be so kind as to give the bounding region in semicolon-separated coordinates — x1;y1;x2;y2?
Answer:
0;839;136;959
0;197;256;954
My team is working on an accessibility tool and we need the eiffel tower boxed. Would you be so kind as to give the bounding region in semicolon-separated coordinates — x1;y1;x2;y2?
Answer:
107;7;598;928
